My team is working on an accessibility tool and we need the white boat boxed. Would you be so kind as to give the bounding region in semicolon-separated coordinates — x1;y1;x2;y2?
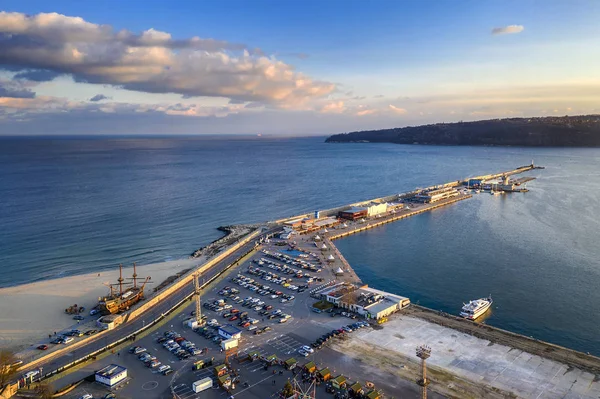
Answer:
491;190;500;195
460;296;493;320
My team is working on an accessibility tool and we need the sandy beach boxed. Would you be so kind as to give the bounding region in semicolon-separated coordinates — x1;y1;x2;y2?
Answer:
0;258;205;352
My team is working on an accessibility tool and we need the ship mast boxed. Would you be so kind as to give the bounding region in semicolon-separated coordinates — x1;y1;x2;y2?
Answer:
132;262;137;289
118;264;124;295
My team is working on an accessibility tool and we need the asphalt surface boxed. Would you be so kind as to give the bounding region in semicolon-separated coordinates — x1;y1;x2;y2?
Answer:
18;230;274;383
55;241;439;399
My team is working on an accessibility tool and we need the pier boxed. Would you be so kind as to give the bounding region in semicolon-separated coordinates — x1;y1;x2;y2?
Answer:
327;194;471;240
14;164;594;399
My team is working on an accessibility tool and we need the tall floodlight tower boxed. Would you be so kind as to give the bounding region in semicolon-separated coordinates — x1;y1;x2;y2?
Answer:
292;376;316;399
194;272;203;325
416;345;431;399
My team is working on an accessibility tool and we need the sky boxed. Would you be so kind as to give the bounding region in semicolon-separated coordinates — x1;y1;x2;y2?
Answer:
1;0;599;135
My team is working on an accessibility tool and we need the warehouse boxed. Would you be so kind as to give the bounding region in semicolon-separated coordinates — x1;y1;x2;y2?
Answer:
339;207;368;220
414;187;459;203
95;364;128;387
365;202;388;217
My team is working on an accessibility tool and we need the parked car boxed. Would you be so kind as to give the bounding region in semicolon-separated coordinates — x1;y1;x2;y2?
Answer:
37;344;48;350
298;349;309;357
73;315;85;321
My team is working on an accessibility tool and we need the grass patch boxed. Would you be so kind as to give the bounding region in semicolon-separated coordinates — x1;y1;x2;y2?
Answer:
312;300;334;310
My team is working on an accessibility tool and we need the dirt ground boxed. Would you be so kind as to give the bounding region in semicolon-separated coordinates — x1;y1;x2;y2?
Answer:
329;339;516;399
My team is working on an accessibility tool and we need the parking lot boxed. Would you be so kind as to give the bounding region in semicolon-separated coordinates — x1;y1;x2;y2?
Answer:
56;243;410;399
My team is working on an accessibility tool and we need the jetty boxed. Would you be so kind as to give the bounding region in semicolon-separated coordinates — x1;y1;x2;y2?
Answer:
13;163;600;399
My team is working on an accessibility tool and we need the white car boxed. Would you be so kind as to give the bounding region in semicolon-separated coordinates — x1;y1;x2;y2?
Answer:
298;349;309;357
301;345;314;354
79;394;93;399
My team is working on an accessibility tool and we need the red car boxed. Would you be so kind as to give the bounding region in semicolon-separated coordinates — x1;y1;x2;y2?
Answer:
231;309;239;314
37;344;48;350
174;337;185;343
229;316;238;321
241;322;251;328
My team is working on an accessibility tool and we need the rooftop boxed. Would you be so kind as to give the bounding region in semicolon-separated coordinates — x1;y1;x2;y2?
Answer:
96;364;126;378
219;324;241;335
342;207;367;213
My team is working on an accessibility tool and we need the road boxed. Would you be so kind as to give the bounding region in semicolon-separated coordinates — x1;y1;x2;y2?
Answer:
18;228;277;383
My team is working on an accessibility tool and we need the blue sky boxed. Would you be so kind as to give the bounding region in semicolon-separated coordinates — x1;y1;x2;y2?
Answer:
1;0;599;135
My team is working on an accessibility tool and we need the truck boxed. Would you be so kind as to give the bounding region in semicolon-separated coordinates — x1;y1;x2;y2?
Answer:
193;377;213;393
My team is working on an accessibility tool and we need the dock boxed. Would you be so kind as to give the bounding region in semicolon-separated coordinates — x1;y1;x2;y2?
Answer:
328;194;471;240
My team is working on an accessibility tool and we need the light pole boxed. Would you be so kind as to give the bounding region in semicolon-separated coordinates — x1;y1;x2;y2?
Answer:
416;345;431;399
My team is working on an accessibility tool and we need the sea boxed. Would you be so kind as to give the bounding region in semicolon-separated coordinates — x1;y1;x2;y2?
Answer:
1;136;599;355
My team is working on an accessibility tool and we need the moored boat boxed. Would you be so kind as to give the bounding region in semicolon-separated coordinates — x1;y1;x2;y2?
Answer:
460;295;492;320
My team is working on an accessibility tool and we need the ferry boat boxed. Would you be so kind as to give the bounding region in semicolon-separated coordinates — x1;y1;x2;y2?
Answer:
460;296;492;320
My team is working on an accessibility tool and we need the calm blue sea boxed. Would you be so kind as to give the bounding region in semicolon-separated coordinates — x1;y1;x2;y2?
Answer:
1;136;599;354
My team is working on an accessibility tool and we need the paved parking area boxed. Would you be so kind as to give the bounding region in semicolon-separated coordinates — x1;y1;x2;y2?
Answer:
50;246;419;399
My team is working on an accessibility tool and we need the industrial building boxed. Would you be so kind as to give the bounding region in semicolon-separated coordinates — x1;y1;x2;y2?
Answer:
218;324;242;340
339;207;368;220
365;202;388;217
95;364;128;387
414;187;459;203
320;284;410;320
313;217;339;228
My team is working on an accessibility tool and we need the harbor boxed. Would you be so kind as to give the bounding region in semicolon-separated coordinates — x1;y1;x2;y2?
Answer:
5;163;600;399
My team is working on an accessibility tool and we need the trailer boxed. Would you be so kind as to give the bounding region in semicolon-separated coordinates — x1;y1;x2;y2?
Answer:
192;377;213;393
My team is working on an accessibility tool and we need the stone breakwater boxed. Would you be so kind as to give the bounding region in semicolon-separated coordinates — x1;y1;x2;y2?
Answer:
190;224;259;258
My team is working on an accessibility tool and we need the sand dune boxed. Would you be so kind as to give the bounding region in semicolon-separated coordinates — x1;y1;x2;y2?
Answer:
0;258;203;351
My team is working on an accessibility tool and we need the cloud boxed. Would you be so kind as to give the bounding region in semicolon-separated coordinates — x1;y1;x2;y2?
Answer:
355;105;376;116
0;80;36;98
12;69;63;82
491;25;524;35
320;101;346;114
89;94;110;102
0;94;244;120
0;11;335;107
388;104;407;114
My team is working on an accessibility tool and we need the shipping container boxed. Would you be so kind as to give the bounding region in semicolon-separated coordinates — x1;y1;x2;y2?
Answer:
193;377;213;393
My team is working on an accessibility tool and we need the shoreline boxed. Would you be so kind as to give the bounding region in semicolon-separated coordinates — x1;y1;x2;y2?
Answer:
0;257;204;352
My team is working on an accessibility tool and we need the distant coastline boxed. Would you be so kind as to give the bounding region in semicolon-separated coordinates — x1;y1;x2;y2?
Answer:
325;115;600;147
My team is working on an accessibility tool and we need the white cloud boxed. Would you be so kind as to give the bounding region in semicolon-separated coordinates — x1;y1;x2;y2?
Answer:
491;25;524;35
320;101;346;114
0;94;243;119
0;12;335;107
388;104;407;114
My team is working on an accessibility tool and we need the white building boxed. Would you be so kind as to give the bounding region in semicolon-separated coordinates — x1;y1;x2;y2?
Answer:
95;364;128;387
366;202;388;217
218;325;242;340
320;284;410;320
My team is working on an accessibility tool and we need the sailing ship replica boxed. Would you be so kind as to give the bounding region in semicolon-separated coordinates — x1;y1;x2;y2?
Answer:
97;263;151;314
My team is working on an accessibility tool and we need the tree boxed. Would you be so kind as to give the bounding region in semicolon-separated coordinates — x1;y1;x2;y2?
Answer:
35;383;53;399
282;380;294;398
0;349;18;388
